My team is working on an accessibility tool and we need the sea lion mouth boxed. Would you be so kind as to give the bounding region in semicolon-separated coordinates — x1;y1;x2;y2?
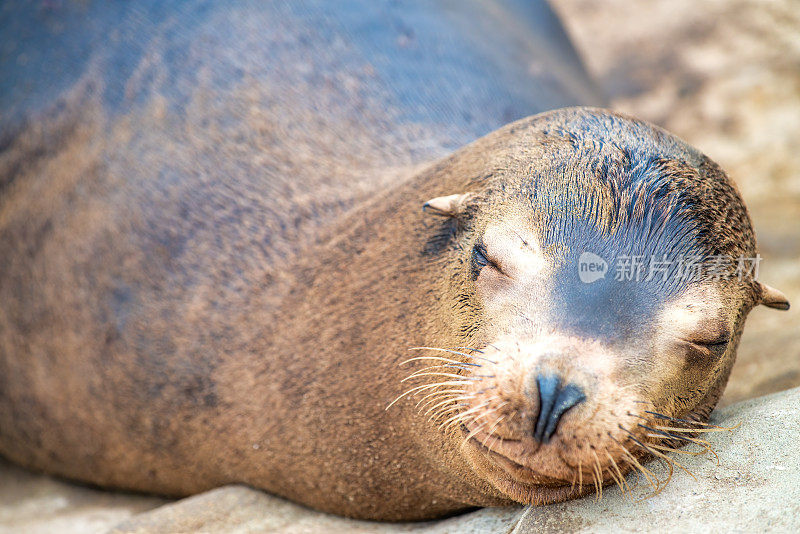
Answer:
459;422;592;505
460;422;567;487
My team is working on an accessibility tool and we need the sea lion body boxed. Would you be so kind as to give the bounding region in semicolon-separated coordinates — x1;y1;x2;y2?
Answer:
0;0;787;522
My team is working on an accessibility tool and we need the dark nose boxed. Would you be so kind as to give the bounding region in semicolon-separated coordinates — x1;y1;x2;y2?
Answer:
533;374;586;443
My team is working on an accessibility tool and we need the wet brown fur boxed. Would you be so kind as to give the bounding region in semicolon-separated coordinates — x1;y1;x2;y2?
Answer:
0;101;782;520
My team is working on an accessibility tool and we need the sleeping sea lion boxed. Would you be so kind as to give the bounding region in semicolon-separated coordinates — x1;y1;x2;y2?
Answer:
0;0;788;521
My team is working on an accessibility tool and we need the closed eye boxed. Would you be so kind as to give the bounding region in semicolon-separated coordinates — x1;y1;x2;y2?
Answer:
688;340;729;357
473;244;491;267
679;331;730;359
681;320;731;348
471;243;505;276
697;338;729;349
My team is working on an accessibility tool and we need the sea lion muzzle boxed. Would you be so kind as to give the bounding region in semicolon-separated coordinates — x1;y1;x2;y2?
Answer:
532;375;586;444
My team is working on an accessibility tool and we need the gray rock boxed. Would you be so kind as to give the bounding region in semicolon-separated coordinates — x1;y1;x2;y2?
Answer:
513;386;800;533
108;385;800;533
0;459;165;534
2;387;797;533
109;487;523;534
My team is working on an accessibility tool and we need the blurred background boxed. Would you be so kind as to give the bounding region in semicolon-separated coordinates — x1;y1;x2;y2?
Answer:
555;0;800;407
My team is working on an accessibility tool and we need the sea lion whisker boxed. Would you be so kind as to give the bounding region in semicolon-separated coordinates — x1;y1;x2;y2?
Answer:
595;459;603;502
447;346;485;354
481;415;507;448
401;371;465;381
481;400;509;424
458;405;498;428
439;402;489;430
648;443;706;458
643;430;712;450
591;451;604;501
649;442;708;456
699;443;721;466
641;427;717;461
402;366;473;381
408;347;477;358
385;381;474;410
400;372;482;383
405;364;478;376
605;451;630;500
404;365;473;380
629;411;712;442
610;436;659;492
621;429;673;495
408;347;497;365
432;410;466;427
462;421;489;447
419;396;460;414
429;407;461;423
650;424;739;434
648;440;708;456
425;401;461;421
643;411;740;431
424;395;474;417
600;454;622;498
418;393;464;413
591;458;601;501
637;423;704;446
434;402;478;425
605;433;633;497
457;404;504;437
444;417;474;435
637;440;697;482
400;356;481;368
619;457;640;490
466;406;499;428
415;389;467;409
387;380;472;402
631;440;674;486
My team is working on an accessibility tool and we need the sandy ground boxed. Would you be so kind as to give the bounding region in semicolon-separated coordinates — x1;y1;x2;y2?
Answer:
554;0;800;406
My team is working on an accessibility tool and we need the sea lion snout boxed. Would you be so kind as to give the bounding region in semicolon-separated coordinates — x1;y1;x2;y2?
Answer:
454;334;624;445
532;375;586;444
452;336;640;503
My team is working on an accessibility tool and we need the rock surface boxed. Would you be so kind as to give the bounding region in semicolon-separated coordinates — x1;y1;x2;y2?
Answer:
512;386;800;533
108;487;522;534
0;460;165;534
2;387;798;533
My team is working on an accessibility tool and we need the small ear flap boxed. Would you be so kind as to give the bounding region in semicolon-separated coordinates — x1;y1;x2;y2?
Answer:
422;192;475;218
759;283;790;310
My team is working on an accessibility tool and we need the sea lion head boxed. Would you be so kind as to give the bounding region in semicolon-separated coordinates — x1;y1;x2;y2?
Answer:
409;107;789;504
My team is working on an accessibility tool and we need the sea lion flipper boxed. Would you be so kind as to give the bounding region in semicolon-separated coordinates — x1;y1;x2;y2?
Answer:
422;192;475;218
759;283;790;310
